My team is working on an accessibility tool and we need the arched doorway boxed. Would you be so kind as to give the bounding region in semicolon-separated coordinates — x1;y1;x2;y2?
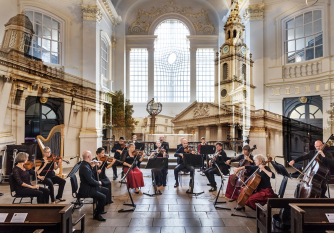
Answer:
25;96;64;138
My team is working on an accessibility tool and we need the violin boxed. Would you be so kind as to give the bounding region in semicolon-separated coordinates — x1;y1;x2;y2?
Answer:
236;157;272;207
157;147;166;154
47;154;70;164
23;160;43;170
100;155;124;165
120;144;129;149
132;150;144;157
184;147;195;153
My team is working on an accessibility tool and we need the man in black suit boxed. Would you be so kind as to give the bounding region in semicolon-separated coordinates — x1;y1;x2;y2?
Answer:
289;140;334;197
78;151;109;221
111;137;127;180
154;136;169;154
174;139;195;189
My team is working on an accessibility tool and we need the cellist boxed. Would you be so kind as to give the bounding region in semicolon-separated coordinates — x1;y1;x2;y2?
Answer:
225;145;254;200
289;140;334;197
233;154;275;211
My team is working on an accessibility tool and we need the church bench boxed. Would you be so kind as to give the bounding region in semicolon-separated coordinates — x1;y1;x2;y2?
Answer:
256;198;334;233
0;204;85;233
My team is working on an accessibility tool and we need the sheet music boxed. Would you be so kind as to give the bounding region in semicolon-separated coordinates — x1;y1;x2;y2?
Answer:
10;213;27;223
0;213;8;223
325;213;334;223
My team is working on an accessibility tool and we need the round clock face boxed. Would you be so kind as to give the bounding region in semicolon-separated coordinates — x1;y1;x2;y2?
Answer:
241;46;246;55
223;45;229;54
221;89;227;98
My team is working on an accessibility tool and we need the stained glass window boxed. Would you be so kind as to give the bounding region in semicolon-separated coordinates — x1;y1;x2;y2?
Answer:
196;49;214;102
129;49;148;103
154;19;190;102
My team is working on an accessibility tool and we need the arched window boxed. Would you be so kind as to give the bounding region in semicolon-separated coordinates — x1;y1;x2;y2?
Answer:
227;30;231;39
223;63;228;80
242;64;246;81
154;19;190;102
25;10;61;64
289;104;322;119
233;30;237;38
101;37;108;87
285;10;323;64
196;49;214;102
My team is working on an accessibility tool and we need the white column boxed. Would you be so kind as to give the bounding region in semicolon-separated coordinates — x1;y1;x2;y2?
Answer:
0;77;13;132
214;49;219;103
147;47;154;100
217;124;223;141
194;126;200;141
322;94;333;141
126;48;131;99
205;126;210;141
190;47;197;102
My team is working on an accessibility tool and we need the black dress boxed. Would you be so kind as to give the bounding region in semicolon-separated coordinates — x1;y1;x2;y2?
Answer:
93;157;112;204
12;166;50;204
150;152;167;187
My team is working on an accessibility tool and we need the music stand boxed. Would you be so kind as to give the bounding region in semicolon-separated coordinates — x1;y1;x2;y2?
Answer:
183;154;204;196
143;158;168;197
119;150;128;185
200;145;216;155
66;161;82;179
212;164;231;210
118;161;137;213
135;143;145;150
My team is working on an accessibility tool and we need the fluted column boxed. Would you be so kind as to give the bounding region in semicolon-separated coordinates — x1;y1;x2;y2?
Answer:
205;126;210;141
217;124;223;141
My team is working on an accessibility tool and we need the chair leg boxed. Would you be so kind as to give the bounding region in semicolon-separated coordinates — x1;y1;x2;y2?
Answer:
12;198;16;204
19;198;22;204
30;197;33;204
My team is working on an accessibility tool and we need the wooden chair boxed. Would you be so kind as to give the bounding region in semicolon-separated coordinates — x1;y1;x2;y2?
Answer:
9;174;33;204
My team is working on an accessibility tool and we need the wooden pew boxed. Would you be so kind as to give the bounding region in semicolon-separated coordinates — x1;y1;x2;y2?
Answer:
290;203;334;233
256;198;334;233
0;204;85;233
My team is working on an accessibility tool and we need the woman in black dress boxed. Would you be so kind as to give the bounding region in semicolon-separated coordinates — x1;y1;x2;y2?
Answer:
12;152;50;204
148;140;168;187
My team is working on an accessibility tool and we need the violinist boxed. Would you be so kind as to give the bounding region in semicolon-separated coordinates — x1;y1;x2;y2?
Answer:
111;137;127;180
174;139;195;188
233;154;275;211
176;137;185;165
131;135;139;144
78;151;109;221
36;147;66;204
12;152;50;204
225;145;254;199
204;142;229;192
149;140;168;187
289;140;334;197
123;143;145;194
154;136;169;154
94;147;115;204
197;137;208;175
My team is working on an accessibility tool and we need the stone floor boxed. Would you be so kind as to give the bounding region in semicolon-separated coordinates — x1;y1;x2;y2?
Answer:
0;151;333;233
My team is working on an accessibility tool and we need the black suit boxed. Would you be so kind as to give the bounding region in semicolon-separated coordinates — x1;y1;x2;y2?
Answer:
154;141;170;154
78;161;108;215
174;147;195;183
204;150;230;188
111;143;127;177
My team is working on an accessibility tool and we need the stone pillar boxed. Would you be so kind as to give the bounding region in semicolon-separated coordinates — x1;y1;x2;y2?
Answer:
322;94;333;141
194;126;200;141
217;124;223;141
214;50;219;103
205;126;210;141
190;47;197;102
0;77;13;132
126;48;131;99
147;47;154;100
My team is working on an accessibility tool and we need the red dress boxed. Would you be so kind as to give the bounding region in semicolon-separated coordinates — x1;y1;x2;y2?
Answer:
124;153;144;189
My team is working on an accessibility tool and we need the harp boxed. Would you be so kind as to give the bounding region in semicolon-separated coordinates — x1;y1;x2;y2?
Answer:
36;124;65;178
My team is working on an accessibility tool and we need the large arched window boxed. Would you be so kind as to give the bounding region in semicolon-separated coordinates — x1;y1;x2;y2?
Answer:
223;63;228;80
154;19;190;102
25;10;61;64
285;10;323;64
101;37;109;88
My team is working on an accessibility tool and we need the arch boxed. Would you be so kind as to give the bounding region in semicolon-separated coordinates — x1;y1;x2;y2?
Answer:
227;30;231;39
233;30;237;38
100;31;112;89
223;63;228;80
242;64;246;81
148;13;196;35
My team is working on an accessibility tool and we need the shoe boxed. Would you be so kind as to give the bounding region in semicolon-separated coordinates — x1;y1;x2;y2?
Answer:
234;206;245;212
186;189;192;194
209;187;217;192
201;173;206;176
207;183;211;186
94;214;106;221
101;211;107;214
174;183;179;188
56;198;66;202
113;176;117;180
0;193;3;196
135;191;140;194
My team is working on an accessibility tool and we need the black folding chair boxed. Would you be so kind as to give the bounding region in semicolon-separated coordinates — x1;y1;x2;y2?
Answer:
69;174;96;212
9;174;34;204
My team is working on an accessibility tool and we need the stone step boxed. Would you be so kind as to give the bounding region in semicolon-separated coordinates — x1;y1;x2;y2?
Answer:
140;161;179;169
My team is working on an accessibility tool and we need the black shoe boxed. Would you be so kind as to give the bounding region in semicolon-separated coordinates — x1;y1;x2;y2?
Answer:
56;198;66;202
207;183;211;186
101;211;107;214
113;176;117;180
0;193;3;196
234;206;245;212
135;191;140;194
209;187;217;192
94;214;106;221
174;183;179;188
186;189;192;194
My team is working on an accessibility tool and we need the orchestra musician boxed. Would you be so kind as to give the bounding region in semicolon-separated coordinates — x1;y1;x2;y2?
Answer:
154;136;169;154
197;137;208;174
225;145;254;199
149;140;168;187
36;147;66;204
78;151;109;221
176;137;185;165
123;143;145;194
94;147;114;204
289;140;334;197
12;152;50;204
233;154;275;211
131;135;139;144
111;136;127;180
204;142;230;192
174;139;195;188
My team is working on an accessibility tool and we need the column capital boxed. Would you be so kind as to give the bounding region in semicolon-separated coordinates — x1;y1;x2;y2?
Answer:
189;47;197;52
126;48;131;52
82;5;103;23
243;4;265;22
147;47;155;52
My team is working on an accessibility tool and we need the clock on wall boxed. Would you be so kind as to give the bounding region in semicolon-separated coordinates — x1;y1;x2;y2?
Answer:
222;45;229;54
241;46;246;55
221;89;227;98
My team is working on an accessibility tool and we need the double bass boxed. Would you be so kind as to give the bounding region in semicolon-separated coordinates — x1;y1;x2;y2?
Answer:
236;156;272;207
294;135;334;198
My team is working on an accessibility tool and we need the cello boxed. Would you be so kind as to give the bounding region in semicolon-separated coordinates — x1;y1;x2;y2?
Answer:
236;156;272;207
294;135;334;198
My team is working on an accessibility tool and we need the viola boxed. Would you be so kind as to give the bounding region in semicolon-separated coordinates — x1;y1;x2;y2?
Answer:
236;157;272;207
